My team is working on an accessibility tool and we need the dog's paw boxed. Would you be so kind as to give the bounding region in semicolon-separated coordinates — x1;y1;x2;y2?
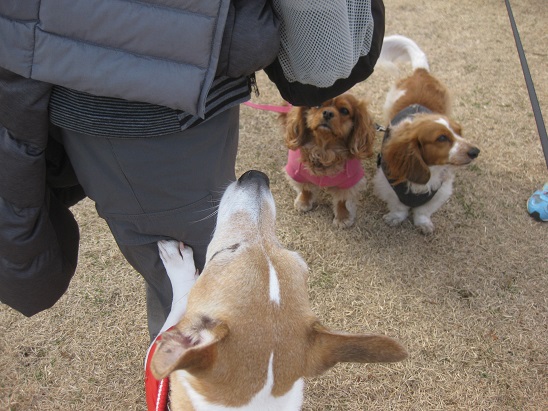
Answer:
333;215;355;228
158;240;182;265
158;240;196;278
414;216;435;235
383;212;407;226
332;199;357;229
294;194;314;212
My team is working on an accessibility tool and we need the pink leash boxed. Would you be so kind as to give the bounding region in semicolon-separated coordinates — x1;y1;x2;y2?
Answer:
243;101;293;114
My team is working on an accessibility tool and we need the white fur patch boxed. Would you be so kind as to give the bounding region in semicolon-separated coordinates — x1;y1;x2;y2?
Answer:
435;117;469;160
268;260;281;305
178;354;304;411
435;117;459;138
384;87;407;116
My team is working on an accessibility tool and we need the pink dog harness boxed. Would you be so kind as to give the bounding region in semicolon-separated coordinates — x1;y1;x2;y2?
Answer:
285;149;364;189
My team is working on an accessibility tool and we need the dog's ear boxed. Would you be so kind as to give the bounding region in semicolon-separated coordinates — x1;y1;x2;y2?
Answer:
150;320;229;379
284;106;310;150
303;323;407;377
348;99;376;159
383;133;431;184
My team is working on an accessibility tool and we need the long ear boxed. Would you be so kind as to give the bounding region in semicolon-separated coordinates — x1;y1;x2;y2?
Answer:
348;99;376;159
304;323;407;377
284;106;310;150
383;133;430;185
150;320;229;379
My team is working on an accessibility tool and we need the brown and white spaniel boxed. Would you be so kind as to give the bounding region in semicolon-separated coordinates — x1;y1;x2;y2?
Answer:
373;35;480;234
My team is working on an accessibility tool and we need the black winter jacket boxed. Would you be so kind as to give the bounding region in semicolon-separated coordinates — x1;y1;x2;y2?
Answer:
0;68;85;316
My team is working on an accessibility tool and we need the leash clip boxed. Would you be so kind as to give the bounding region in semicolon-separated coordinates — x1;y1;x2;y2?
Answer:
375;123;387;132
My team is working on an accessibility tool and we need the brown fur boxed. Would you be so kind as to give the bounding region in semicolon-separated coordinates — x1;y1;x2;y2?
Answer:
382;114;471;184
386;68;451;119
283;94;375;176
151;172;407;409
374;35;481;234
282;94;376;227
382;68;478;185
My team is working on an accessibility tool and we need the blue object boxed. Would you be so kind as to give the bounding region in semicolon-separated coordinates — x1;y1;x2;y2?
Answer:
527;183;548;222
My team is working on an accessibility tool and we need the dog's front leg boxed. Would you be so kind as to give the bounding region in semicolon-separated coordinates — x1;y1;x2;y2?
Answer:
157;240;198;333
330;178;366;228
383;206;410;227
332;198;357;228
412;181;453;234
293;182;318;212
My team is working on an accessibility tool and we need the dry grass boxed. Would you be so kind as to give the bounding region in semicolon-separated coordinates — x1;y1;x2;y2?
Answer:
1;0;547;409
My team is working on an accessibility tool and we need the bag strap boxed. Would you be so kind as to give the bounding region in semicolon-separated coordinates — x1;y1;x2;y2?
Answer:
504;0;548;169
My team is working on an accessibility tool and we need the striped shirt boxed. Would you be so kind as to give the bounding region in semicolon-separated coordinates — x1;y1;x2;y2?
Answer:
49;76;251;137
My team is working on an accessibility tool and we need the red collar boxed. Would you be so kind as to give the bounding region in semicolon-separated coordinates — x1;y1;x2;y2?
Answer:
145;329;173;411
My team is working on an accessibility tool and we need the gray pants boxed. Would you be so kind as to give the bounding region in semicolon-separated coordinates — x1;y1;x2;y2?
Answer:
53;107;239;340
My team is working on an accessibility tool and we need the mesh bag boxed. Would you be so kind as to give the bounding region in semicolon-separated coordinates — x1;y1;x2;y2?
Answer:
272;0;374;87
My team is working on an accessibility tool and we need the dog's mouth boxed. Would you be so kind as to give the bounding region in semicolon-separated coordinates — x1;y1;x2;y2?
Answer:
316;122;332;132
449;158;475;167
449;149;480;166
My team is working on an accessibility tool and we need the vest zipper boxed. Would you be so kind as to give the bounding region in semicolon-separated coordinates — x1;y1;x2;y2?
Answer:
248;73;260;97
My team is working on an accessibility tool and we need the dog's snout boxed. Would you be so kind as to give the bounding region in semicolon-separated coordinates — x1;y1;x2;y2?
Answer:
467;147;480;159
322;110;335;121
238;170;270;188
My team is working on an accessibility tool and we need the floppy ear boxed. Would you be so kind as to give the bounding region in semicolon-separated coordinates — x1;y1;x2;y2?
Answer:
382;133;431;185
283;106;311;150
348;99;376;159
150;320;229;379
304;323;407;377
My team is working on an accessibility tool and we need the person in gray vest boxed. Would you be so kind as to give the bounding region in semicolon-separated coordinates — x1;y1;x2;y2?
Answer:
0;0;279;340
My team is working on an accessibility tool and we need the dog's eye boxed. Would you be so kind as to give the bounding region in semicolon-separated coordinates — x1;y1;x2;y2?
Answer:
437;135;449;142
339;107;350;115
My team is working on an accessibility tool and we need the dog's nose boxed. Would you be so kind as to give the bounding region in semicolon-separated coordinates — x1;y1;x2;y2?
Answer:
322;110;335;121
467;147;480;159
238;170;270;188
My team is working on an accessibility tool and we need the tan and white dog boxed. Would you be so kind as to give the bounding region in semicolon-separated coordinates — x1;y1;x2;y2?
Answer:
150;170;407;410
373;35;480;234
